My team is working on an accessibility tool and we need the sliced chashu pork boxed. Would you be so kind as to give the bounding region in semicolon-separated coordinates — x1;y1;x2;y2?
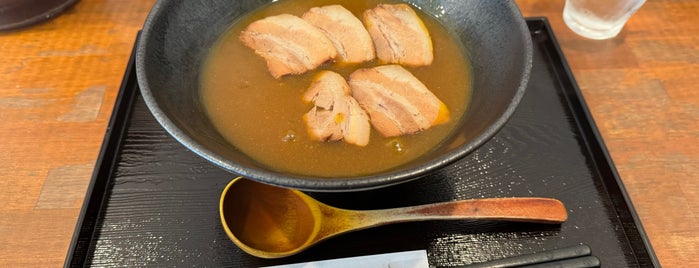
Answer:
302;5;375;64
349;65;449;137
240;14;337;79
303;71;371;146
363;4;433;66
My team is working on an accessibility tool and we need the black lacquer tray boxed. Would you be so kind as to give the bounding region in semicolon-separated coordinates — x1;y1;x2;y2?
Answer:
65;18;659;267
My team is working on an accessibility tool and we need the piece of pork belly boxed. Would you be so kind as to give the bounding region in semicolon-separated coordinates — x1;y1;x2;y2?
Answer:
349;65;449;137
302;5;375;64
363;4;433;66
240;14;337;79
303;71;371;146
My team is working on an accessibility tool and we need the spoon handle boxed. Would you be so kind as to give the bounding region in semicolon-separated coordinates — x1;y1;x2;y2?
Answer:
372;197;567;224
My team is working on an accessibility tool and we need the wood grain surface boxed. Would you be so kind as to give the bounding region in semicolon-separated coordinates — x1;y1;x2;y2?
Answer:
0;0;695;267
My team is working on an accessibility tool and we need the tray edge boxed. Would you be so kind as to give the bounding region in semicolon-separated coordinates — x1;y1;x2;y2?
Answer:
526;17;660;268
63;32;142;268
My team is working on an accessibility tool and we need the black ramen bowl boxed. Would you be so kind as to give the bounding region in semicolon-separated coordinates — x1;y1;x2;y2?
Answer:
136;0;532;191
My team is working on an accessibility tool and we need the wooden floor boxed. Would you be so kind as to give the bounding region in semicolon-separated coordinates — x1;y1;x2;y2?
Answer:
0;0;696;266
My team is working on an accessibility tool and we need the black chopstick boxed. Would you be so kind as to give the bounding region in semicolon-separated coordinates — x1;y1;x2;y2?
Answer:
520;255;600;268
456;244;597;268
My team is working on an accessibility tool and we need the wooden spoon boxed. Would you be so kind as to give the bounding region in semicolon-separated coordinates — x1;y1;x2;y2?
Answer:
219;177;567;259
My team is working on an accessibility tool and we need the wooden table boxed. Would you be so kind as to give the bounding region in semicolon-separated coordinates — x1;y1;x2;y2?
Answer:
0;0;695;266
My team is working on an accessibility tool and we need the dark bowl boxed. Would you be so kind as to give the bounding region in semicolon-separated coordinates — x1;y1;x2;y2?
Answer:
136;0;532;191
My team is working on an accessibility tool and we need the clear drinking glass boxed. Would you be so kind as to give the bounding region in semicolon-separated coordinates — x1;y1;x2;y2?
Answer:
563;0;646;40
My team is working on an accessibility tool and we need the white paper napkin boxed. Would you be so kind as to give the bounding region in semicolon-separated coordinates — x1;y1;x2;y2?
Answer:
263;250;429;268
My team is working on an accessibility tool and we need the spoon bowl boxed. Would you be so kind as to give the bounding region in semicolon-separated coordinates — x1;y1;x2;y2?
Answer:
219;177;567;259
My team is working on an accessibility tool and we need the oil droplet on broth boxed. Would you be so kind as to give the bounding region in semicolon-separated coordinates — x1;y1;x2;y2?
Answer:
386;139;405;154
282;130;297;142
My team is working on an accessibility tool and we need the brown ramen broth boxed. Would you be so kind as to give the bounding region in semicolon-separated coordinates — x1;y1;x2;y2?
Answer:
201;0;472;177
